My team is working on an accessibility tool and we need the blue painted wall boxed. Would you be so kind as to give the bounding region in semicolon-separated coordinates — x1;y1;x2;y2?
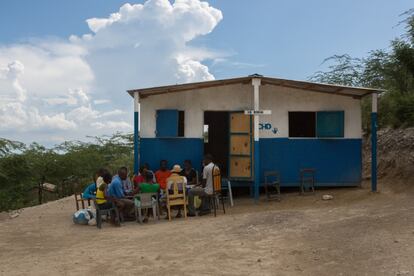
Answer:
140;138;204;173
139;138;362;187
260;138;362;186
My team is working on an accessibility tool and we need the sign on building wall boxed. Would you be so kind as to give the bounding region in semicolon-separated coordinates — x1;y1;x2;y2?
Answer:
260;123;278;134
244;110;272;115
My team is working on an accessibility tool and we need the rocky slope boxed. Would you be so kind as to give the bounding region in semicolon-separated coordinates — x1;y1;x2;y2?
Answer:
363;127;414;189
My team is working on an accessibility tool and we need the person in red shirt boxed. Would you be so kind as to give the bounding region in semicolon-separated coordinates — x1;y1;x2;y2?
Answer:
155;160;172;190
132;166;145;194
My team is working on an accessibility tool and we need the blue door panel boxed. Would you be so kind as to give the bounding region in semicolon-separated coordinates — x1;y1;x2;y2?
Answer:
156;109;178;137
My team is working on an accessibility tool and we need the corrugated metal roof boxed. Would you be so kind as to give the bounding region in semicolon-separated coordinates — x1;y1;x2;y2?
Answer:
127;75;384;99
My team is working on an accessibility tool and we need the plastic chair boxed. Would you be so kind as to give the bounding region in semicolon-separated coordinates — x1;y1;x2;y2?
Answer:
134;193;160;223
93;200;120;229
264;171;281;201
166;176;187;221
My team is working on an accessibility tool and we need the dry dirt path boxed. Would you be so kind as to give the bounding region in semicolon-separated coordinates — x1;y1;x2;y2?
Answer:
1;181;414;276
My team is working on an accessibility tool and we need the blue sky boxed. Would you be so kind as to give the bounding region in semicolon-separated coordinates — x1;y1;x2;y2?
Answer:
0;0;411;144
1;0;411;79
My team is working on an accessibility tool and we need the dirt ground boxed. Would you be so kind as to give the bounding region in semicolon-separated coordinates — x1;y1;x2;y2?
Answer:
1;180;414;276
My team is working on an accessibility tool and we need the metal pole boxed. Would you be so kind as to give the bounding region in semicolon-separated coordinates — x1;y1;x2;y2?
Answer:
252;78;261;202
371;92;378;192
134;92;140;175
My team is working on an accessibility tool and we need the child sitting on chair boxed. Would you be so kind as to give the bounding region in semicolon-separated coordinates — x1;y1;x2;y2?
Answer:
137;171;160;194
96;172;119;225
96;172;114;210
134;171;160;222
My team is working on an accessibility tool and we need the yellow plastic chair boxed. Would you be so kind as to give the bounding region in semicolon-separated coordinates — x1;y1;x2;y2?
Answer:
166;176;187;221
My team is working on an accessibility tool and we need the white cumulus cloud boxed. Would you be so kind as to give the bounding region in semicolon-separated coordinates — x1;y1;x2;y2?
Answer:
0;102;76;131
0;0;223;145
91;121;132;130
0;60;27;102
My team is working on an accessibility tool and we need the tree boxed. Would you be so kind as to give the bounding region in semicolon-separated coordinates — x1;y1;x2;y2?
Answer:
310;12;414;130
310;54;363;86
0;133;134;211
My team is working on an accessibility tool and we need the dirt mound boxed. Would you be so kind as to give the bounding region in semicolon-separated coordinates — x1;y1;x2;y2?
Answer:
363;127;414;191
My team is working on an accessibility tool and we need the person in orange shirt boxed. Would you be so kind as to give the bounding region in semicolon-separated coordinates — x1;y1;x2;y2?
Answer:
155;160;172;190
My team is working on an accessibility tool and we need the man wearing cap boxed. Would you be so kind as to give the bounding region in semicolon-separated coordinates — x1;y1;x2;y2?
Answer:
166;164;187;218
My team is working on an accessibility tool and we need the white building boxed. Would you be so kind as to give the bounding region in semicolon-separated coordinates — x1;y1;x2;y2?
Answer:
128;75;380;198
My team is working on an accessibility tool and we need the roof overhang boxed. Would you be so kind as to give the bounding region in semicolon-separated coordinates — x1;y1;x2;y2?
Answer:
127;76;384;99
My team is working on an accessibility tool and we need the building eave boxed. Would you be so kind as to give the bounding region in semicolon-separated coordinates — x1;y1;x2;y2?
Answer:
127;75;385;99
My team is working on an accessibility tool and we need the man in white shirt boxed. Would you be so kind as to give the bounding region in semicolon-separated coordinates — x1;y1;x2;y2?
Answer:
187;154;215;216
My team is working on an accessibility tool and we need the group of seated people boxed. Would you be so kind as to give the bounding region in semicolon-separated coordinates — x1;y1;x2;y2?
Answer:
82;154;217;224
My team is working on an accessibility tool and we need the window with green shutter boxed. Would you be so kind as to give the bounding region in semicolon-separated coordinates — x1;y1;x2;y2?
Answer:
316;111;344;138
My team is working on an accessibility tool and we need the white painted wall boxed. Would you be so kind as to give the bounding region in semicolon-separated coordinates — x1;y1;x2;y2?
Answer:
260;85;362;138
139;82;362;139
140;83;252;138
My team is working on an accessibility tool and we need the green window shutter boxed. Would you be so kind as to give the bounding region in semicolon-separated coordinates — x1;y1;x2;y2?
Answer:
316;111;344;137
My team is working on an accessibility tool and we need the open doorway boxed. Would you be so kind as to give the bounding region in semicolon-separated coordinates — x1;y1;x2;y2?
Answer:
204;111;229;176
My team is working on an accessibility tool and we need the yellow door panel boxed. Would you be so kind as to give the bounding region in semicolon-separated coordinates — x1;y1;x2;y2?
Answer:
230;113;251;133
230;135;251;155
229;112;253;179
229;157;252;178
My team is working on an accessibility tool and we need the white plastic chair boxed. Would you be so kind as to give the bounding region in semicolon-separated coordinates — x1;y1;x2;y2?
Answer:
134;193;159;223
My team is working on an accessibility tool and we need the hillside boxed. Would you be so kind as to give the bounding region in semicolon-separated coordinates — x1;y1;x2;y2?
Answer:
363;127;414;190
